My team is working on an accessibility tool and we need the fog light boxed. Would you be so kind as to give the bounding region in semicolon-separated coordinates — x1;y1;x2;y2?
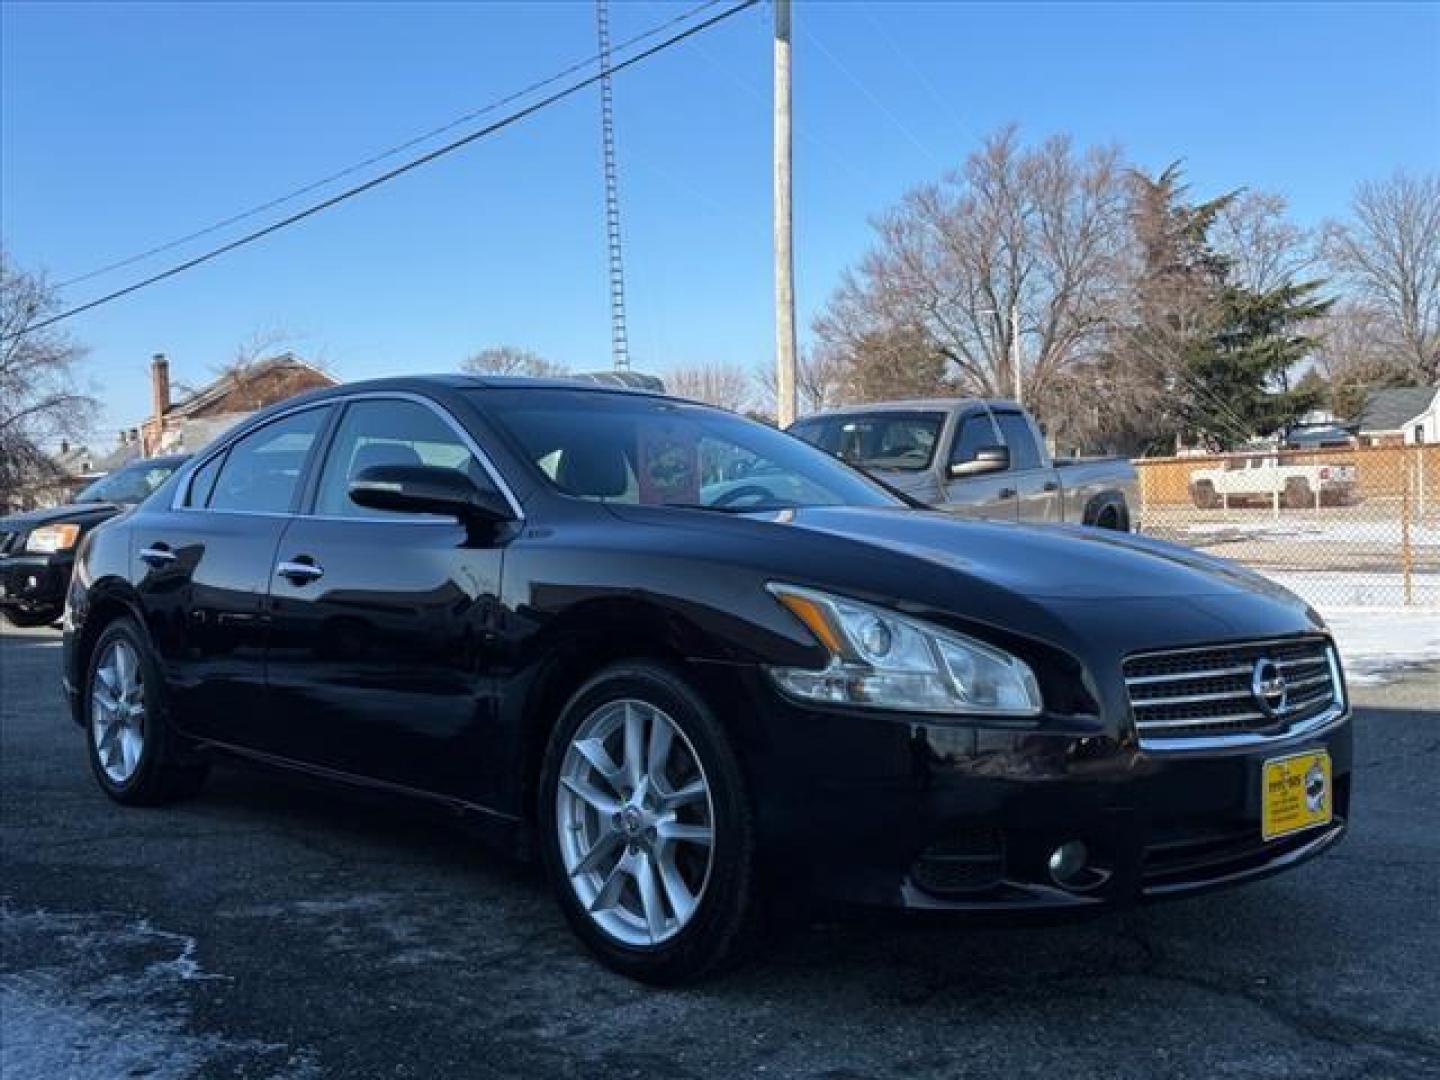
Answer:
1048;840;1089;885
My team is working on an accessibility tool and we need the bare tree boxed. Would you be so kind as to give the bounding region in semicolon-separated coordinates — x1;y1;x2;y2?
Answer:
1313;301;1411;418
752;347;852;417
666;363;753;412
813;126;1129;413
462;345;567;379
0;248;96;508
1322;171;1440;383
1213;190;1318;294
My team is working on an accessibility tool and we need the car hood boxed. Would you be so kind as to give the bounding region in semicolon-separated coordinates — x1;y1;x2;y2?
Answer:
0;501;121;532
761;506;1295;602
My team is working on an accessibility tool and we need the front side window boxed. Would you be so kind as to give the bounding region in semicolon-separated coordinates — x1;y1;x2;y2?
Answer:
314;399;493;518
789;412;943;472
949;414;1002;466
478;389;900;512
993;412;1042;471
208;407;328;514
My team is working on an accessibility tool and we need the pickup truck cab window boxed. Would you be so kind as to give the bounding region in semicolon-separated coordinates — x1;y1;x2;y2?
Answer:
994;411;1043;471
949;413;1002;466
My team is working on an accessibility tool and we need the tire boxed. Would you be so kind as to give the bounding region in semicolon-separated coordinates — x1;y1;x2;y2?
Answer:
1283;477;1313;510
2;607;62;628
83;616;209;806
1089;499;1128;531
1191;481;1219;509
538;661;760;984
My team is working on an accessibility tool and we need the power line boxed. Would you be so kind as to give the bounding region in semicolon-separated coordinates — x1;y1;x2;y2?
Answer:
7;0;760;343
53;0;729;291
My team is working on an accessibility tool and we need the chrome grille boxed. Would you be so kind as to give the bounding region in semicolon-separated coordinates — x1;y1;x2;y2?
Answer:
1124;637;1340;743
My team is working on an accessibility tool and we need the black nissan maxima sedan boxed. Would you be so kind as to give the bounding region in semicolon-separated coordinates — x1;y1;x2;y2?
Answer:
62;376;1351;983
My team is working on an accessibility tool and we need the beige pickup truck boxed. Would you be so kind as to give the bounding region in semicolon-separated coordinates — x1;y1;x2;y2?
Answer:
789;399;1138;530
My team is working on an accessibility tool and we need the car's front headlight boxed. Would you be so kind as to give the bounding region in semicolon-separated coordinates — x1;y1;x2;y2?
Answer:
25;523;82;554
767;583;1043;717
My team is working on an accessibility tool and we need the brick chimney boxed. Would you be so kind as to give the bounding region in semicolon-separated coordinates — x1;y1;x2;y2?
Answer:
151;353;171;421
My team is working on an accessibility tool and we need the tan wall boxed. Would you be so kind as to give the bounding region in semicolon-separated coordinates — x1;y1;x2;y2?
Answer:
1135;444;1440;508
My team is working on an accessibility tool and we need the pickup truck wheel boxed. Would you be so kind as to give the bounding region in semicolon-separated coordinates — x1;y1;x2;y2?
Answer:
1190;481;1219;509
1283;477;1313;509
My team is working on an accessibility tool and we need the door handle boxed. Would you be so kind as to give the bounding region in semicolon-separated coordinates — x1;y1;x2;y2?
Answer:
139;544;176;567
276;559;324;585
1043;481;1060;493
998;488;1017;500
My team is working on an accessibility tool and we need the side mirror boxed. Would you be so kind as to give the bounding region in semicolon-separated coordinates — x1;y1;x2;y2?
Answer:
349;464;513;530
949;445;1010;478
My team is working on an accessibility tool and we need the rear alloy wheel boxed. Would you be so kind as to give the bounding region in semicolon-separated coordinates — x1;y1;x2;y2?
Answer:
85;618;208;806
540;663;759;983
91;637;147;785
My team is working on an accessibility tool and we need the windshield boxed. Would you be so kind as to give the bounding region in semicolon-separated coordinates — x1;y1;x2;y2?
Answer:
76;459;183;505
789;411;944;472
474;389;901;512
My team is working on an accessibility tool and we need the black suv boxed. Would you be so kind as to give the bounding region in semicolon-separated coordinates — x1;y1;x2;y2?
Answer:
0;455;188;627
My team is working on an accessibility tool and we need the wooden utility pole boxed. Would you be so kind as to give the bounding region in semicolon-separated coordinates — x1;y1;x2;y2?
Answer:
1009;301;1022;406
774;0;798;426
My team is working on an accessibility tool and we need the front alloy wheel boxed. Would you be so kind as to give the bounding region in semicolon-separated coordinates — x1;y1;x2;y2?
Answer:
540;662;759;983
556;699;715;946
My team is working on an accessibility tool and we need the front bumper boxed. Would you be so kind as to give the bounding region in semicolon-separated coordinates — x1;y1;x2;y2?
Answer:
0;553;71;615
732;670;1351;913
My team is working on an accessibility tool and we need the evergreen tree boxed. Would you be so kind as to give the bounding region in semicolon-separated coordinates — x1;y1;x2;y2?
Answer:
1112;165;1332;451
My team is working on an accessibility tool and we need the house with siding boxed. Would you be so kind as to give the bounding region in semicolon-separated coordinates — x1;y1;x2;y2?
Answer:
141;352;336;455
1355;386;1440;446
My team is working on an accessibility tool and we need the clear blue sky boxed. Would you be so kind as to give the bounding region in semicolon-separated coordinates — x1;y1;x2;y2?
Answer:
3;1;1437;446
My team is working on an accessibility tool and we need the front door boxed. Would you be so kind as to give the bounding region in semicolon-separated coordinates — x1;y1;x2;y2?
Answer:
134;405;332;748
263;396;511;800
992;409;1061;523
940;411;1020;520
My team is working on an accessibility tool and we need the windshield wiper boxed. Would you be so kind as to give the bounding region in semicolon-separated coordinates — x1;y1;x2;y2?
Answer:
661;502;798;515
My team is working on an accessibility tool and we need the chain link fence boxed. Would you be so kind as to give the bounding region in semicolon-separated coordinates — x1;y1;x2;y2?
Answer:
1136;444;1440;611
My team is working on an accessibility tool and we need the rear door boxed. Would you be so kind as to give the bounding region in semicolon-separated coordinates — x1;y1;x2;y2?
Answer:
133;405;332;747
940;410;1019;520
992;409;1061;523
262;395;513;799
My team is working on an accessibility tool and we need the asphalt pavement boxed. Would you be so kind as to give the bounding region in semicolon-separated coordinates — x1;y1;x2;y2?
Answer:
3;621;1437;1079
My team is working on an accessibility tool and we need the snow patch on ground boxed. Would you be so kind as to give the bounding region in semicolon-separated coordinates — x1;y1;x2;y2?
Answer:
1266;569;1440;611
1182;519;1440;547
1321;610;1440;686
0;903;318;1080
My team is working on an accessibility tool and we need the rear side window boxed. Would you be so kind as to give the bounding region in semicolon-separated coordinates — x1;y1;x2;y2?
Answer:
208;408;329;514
313;399;495;518
994;412;1042;471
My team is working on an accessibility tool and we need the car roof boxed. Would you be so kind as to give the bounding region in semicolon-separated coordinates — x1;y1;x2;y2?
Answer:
279;373;676;405
795;398;1012;419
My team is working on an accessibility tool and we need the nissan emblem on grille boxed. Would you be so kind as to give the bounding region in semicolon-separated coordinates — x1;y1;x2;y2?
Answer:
1251;658;1289;716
